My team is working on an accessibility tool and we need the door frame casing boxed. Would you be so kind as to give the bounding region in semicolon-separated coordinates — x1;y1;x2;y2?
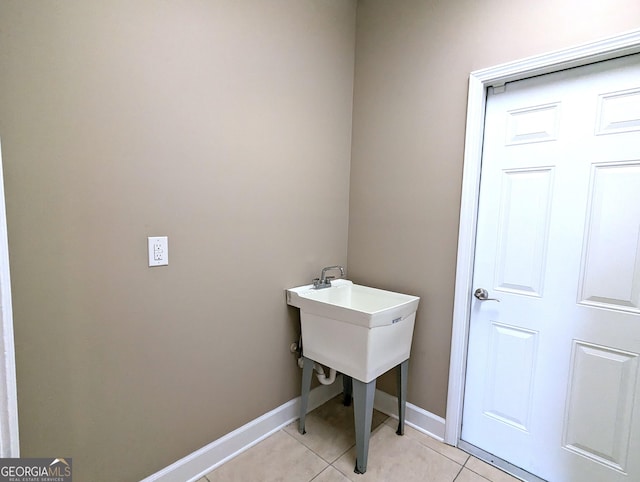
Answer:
445;28;640;445
0;139;19;456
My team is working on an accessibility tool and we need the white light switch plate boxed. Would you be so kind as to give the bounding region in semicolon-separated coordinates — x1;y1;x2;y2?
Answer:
148;236;168;266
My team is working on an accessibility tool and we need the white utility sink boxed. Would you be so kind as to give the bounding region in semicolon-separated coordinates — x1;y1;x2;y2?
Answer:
286;280;420;382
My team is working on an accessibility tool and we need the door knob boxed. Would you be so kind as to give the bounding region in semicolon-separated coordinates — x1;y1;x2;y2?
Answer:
474;288;500;302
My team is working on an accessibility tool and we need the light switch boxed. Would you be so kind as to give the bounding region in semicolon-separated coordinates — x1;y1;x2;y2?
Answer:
148;236;168;267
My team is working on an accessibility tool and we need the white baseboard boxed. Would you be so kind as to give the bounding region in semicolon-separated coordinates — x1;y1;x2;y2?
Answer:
140;378;446;482
140;379;343;482
372;389;446;442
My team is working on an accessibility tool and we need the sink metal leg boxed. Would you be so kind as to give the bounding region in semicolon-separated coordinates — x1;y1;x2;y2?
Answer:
342;374;353;406
299;356;314;435
396;359;409;435
353;378;376;474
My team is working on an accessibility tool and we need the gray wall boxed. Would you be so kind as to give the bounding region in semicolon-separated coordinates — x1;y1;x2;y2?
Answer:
0;1;355;480
348;0;640;416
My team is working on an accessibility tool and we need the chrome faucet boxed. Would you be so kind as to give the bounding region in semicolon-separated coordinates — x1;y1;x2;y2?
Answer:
312;265;345;289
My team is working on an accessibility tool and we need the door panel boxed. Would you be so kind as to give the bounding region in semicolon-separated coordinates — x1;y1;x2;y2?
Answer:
563;341;638;473
578;162;640;312
596;88;640;135
484;322;539;432
462;54;640;481
495;168;553;296
506;102;561;145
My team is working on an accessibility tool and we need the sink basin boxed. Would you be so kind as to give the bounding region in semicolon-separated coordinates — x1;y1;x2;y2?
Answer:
286;280;420;382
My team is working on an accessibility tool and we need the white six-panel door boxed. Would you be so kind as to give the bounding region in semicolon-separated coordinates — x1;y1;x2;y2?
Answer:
461;54;640;481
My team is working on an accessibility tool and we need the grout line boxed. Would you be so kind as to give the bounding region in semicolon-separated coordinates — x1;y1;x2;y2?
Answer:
250;428;333;481
330;441;355;465
281;428;306;444
456;458;496;481
309;466;336;482
281;426;337;468
463;469;492;482
281;423;327;460
330;461;353;480
462;458;495;482
398;424;471;467
452;464;465;481
376;423;466;472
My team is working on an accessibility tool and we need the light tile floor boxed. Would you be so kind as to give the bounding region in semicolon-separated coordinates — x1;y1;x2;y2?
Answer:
201;395;521;482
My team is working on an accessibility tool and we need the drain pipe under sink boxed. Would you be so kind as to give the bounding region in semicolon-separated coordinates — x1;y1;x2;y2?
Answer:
297;357;337;385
